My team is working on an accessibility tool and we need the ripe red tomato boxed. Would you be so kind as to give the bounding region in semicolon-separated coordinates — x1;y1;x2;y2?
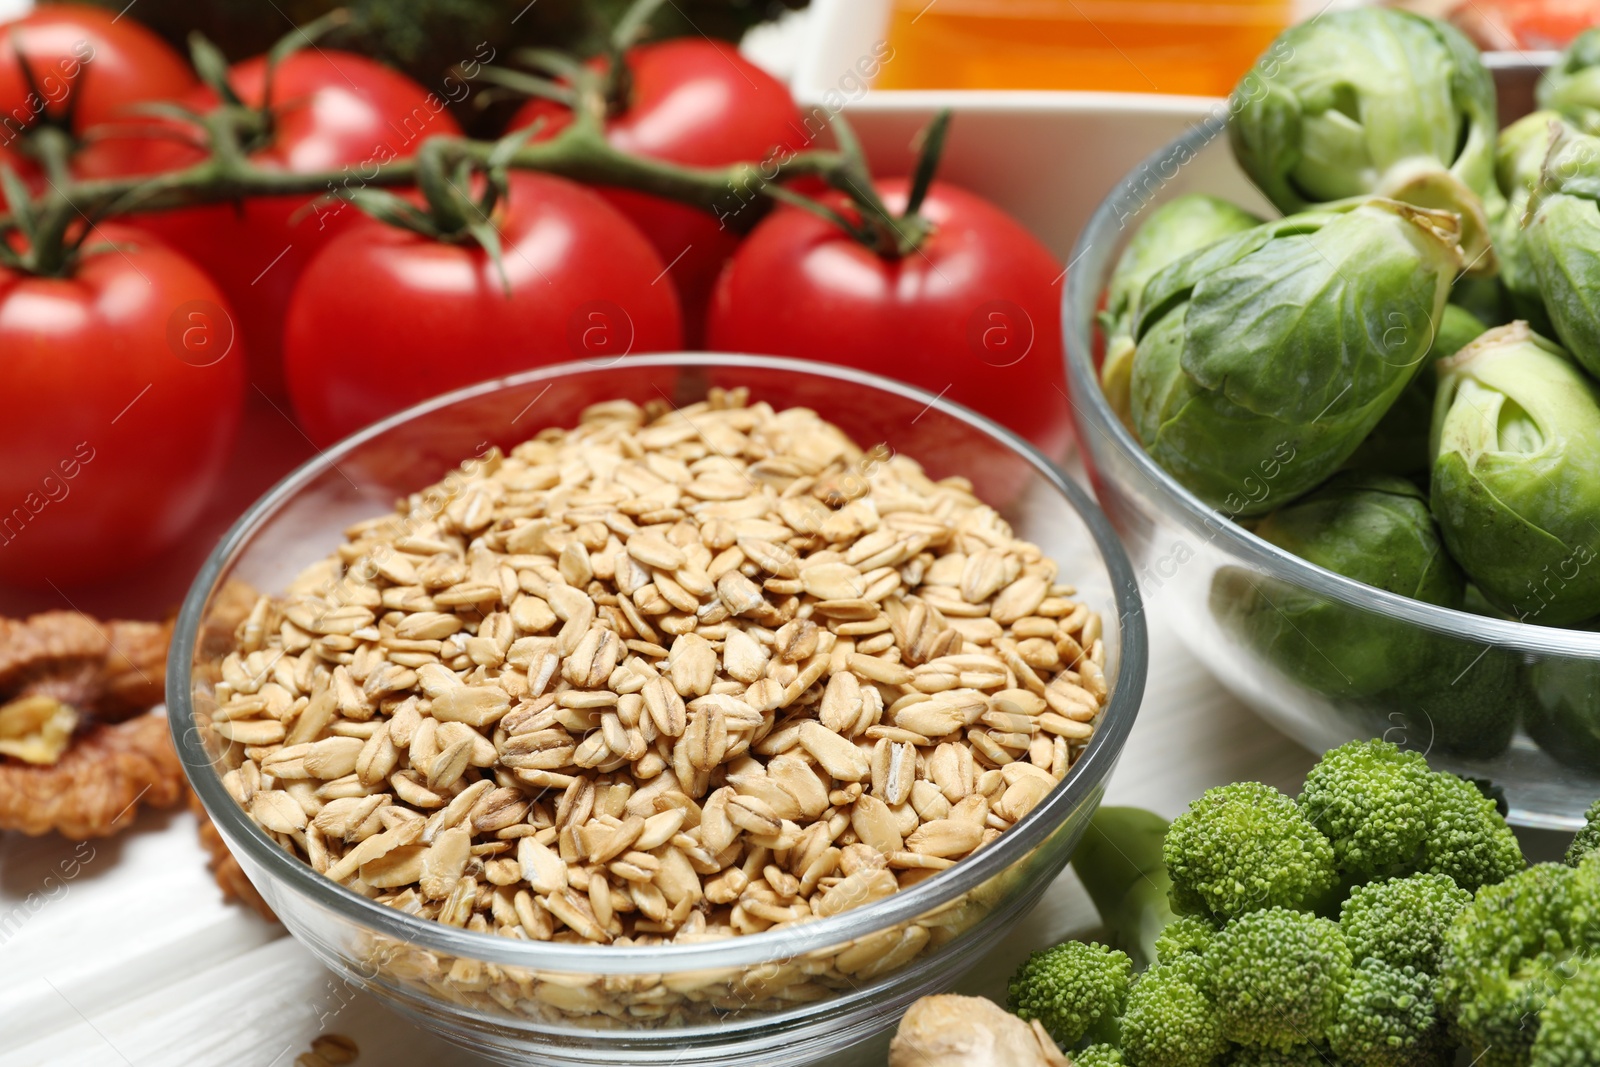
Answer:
510;39;803;345
107;50;460;396
0;4;195;131
0;4;195;199
0;225;246;588
706;179;1073;457
283;171;682;446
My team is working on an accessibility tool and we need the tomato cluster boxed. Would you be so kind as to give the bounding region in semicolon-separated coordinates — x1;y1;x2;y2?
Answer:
0;4;1070;592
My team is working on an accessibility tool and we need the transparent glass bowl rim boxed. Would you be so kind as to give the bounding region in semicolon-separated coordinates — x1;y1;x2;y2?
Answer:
1063;121;1600;659
170;352;1149;975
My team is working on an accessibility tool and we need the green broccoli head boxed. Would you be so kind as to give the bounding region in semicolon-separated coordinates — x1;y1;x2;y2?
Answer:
1329;959;1449;1067
1528;958;1600;1066
1298;739;1436;881
1340;873;1474;973
1206;907;1353;1051
1074;1044;1128;1067
1436;862;1600;1067
1164;782;1339;920
1566;799;1600;867
1423;772;1525;892
1118;961;1229;1067
1005;940;1131;1048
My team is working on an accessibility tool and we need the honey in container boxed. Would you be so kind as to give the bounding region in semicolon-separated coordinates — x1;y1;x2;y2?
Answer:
877;0;1294;96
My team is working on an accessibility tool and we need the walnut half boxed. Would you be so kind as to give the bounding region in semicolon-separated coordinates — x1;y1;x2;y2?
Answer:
0;712;184;838
0;611;184;838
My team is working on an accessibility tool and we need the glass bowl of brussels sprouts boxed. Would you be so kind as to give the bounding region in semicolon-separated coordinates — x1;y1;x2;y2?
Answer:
1065;8;1600;830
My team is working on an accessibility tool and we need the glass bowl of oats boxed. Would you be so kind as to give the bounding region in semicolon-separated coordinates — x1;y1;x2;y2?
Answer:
170;355;1146;1067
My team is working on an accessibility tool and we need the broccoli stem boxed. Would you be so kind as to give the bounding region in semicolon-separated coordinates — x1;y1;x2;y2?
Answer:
1070;807;1177;970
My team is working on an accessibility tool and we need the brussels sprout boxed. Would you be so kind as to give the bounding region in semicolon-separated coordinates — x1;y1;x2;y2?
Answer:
1229;7;1501;271
1526;622;1600;771
1100;195;1263;429
1129;200;1462;517
1346;304;1486;477
1431;323;1600;626
1209;473;1517;758
1234;472;1464;692
1537;28;1600;132
1492;111;1570;338
1522;123;1600;378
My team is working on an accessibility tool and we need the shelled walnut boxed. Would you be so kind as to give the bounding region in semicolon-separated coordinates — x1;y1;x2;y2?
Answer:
0;611;184;838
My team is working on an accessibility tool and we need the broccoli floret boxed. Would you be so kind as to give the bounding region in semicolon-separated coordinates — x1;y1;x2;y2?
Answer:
1151;914;1219;987
1422;771;1525;892
1566;799;1600;867
1206;907;1353;1051
1005;940;1131;1048
1328;959;1449;1067
1340;873;1473;973
1164;782;1338;920
1075;1044;1128;1067
1436;862;1600;1067
1528;959;1600;1066
1156;914;1220;962
1299;739;1436;881
1118;962;1229;1067
1295;739;1522;893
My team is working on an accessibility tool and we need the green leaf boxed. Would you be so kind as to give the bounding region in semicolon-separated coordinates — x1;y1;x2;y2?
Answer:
341;187;440;237
903;109;951;219
466;219;511;298
475;66;576;108
263;9;353;112
611;0;670;51
512;48;588;81
0;165;37;238
188;33;244;109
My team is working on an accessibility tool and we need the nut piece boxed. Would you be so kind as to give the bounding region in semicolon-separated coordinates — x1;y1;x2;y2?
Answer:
0;695;78;765
0;712;184;839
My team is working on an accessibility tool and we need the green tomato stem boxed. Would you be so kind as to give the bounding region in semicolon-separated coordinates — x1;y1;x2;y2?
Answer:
0;119;851;276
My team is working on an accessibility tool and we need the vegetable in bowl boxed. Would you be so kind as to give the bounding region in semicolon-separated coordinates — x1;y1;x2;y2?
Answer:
1228;7;1502;270
1127;201;1461;516
1538;26;1600;132
1098;194;1264;430
1431;323;1600;625
1207;471;1526;759
1523;122;1600;378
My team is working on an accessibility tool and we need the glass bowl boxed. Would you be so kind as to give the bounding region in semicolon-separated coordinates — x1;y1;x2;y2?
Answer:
170;354;1146;1066
1064;122;1600;830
